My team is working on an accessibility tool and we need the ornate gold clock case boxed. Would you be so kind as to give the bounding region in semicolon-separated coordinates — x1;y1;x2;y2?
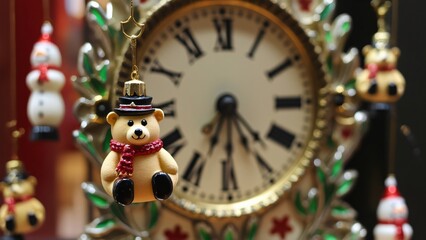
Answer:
74;0;367;239
118;0;326;218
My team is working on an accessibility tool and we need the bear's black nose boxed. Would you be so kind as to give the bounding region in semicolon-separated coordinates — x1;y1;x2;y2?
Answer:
134;129;143;137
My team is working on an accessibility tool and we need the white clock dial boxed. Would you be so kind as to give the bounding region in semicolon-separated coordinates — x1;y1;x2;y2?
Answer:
118;0;326;217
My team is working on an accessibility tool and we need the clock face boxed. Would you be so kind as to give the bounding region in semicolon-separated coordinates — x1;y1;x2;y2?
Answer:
118;0;326;217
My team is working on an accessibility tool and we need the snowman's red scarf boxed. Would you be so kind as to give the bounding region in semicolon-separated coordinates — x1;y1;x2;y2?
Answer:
33;64;61;83
110;139;163;177
379;218;407;240
4;195;33;213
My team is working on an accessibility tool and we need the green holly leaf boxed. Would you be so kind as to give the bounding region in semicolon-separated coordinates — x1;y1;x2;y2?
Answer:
327;135;337;149
99;63;109;84
308;195;318;214
331;205;349;217
81;182;113;209
320;2;336;21
331;158;343;179
324;233;339;240
110;203;127;223
83;52;94;76
295;191;307;216
224;229;234;240
95;218;115;229
86;192;110;209
90;78;107;96
345;79;356;90
88;4;107;29
316;164;327;187
199;228;212;240
336;178;354;196
103;129;112;153
341;21;351;33
148;202;159;230
336;171;357;196
327;56;333;74
247;221;258;240
74;130;97;157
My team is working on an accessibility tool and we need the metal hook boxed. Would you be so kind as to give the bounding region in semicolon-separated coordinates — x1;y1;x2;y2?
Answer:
371;0;391;32
121;0;145;80
6;120;25;160
120;0;145;41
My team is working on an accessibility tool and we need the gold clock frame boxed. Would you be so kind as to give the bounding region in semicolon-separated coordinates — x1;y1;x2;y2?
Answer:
74;0;367;239
116;0;329;218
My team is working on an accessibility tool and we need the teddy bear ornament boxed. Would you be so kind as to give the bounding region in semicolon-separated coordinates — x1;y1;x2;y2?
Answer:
101;79;179;206
355;0;405;103
0;160;45;240
101;0;178;206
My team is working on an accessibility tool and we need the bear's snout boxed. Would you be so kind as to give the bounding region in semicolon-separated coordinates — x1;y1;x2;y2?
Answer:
134;129;143;137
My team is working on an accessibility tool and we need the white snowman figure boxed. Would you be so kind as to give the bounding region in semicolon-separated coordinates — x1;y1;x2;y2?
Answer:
26;22;64;141
374;175;413;240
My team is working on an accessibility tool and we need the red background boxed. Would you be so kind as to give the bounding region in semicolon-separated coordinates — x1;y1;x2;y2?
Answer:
0;0;83;238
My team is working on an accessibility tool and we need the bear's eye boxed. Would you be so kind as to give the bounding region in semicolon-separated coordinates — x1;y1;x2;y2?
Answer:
141;119;147;126
127;120;134;126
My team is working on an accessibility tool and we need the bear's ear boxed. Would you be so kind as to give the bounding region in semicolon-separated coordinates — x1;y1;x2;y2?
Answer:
362;45;373;56
28;176;37;187
153;109;164;122
106;112;119;126
391;47;400;57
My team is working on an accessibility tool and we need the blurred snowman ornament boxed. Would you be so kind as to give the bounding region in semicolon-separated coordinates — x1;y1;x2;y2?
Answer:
374;175;412;240
26;21;64;141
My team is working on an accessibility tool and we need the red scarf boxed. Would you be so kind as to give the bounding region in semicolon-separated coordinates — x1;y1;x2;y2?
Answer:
379;218;407;240
4;195;33;213
110;139;163;177
367;63;395;79
33;64;60;83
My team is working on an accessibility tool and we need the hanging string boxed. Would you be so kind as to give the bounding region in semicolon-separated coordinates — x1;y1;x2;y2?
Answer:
121;0;144;81
10;0;16;124
7;0;25;160
43;0;50;22
388;104;397;174
391;0;399;46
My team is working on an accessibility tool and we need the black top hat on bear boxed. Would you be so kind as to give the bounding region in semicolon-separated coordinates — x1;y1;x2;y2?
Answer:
3;161;29;184
114;79;155;116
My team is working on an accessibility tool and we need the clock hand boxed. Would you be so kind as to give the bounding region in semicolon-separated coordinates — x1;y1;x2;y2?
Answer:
208;93;237;156
225;116;233;158
202;113;219;135
208;114;225;156
236;112;266;147
233;117;249;151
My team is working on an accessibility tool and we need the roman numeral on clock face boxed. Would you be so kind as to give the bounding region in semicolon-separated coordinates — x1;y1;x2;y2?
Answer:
183;152;206;186
175;28;204;63
213;18;233;51
266;55;300;79
275;97;302;109
267;124;296;149
222;159;238;191
150;59;182;86
154;99;176;117
162;128;185;156
254;152;273;177
247;21;269;58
